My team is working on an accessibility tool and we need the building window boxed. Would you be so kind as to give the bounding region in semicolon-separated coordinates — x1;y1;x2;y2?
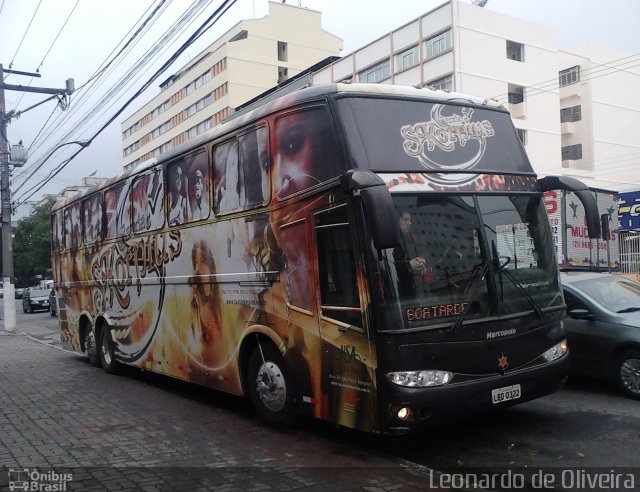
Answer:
506;40;524;62
559;66;580;87
278;41;288;62
278;66;289;84
395;46;418;72
185;71;212;96
122;122;140;140
425;30;452;59
150;99;171;120
123;141;140;157
186;118;212;140
516;128;527;146
508;84;525;104
186;94;212;117
561;144;582;161
358;59;390;83
151;121;172;139
560;105;582;123
426;74;453;92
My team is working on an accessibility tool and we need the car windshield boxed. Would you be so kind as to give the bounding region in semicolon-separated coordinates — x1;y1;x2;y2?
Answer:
30;289;50;297
376;193;561;330
570;276;640;313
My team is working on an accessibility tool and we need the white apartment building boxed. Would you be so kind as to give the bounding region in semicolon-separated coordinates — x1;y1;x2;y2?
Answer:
121;2;342;169
310;0;640;192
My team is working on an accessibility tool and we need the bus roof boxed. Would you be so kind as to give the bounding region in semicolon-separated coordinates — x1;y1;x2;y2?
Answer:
51;83;506;212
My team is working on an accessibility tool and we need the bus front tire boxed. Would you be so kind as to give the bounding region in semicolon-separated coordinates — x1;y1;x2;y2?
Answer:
247;344;295;428
98;326;119;374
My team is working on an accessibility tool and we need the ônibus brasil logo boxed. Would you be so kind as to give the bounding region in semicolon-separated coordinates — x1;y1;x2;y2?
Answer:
400;104;495;185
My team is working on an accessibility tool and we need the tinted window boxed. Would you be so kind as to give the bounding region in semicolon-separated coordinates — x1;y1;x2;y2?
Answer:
214;127;270;214
336;97;532;176
274;108;343;200
82;194;104;245
104;183;130;239
132;169;164;233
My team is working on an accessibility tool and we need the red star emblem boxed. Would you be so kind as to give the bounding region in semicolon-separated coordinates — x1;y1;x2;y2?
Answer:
498;354;509;371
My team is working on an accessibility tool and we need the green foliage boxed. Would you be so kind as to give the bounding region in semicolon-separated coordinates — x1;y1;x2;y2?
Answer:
13;203;52;287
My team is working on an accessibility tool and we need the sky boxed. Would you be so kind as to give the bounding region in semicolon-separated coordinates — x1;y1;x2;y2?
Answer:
1;0;639;217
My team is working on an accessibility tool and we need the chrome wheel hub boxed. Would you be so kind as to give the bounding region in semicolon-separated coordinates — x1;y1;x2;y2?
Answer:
255;361;286;411
620;358;640;395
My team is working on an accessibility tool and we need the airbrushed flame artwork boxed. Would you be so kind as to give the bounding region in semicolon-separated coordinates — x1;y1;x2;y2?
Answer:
52;84;589;434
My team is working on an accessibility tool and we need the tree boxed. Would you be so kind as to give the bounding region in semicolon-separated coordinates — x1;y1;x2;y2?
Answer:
13;203;53;287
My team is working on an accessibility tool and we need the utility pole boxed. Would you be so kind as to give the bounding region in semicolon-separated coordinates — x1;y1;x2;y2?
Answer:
0;64;73;331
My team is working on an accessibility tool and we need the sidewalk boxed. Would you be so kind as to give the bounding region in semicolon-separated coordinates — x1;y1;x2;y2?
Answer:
0;330;443;491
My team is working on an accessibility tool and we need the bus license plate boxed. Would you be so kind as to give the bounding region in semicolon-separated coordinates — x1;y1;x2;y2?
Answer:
491;384;521;404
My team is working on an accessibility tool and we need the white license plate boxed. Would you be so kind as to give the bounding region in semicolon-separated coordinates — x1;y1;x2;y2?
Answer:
491;384;521;404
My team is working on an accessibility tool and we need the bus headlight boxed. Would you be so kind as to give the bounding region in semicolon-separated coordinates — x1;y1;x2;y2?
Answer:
541;339;568;362
387;370;453;387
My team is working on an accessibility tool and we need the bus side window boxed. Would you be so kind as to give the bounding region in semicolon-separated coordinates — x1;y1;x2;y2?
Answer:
213;140;240;215
104;183;130;239
132;169;164;233
239;126;270;208
52;212;62;252
274;107;343;200
167;149;210;225
315;207;363;329
279;220;313;311
167;160;190;226
82;194;104;245
63;204;81;249
185;150;210;222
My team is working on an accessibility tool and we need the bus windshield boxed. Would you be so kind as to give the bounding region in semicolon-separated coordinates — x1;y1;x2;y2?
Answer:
378;193;561;330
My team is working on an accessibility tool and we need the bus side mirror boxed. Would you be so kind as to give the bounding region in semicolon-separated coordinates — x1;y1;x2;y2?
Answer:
361;186;400;250
342;170;400;250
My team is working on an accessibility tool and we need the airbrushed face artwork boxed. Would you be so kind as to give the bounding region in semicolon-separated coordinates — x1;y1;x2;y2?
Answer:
52;106;376;430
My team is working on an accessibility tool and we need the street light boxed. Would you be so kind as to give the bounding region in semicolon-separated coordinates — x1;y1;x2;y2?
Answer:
2;139;90;332
12;140;90;194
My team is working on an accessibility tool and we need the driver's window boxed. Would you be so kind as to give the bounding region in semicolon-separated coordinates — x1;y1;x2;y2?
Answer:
315;206;363;329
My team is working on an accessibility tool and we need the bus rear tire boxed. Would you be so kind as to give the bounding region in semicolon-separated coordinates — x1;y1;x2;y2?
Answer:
98;326;119;374
85;328;101;368
247;344;295;428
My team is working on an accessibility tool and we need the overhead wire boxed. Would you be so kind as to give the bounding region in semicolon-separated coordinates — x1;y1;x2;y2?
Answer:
36;0;81;73
24;0;168;152
491;52;640;102
8;0;44;70
15;0;173;183
15;0;238;207
16;0;208;187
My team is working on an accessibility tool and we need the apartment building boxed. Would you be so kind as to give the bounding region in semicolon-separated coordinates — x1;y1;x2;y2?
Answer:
121;2;342;169
310;0;640;192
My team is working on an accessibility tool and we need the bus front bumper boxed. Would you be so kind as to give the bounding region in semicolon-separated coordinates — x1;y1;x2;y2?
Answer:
378;354;569;434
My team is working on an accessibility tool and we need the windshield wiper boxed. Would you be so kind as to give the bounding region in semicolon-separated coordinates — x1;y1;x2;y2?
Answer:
616;307;640;313
498;264;544;319
450;262;490;332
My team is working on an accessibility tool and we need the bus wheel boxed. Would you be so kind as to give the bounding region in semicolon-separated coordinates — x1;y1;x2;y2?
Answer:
85;329;101;368
615;350;640;400
98;326;119;374
247;344;295;427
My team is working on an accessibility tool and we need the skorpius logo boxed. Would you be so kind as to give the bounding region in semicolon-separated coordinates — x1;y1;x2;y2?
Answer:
400;104;495;184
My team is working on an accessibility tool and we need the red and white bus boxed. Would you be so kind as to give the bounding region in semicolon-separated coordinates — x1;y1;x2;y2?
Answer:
51;84;599;433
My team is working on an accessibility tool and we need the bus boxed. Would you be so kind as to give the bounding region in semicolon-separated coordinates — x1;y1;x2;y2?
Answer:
51;83;600;434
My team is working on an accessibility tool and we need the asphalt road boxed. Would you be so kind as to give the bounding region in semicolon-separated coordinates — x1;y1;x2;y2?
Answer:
6;299;640;487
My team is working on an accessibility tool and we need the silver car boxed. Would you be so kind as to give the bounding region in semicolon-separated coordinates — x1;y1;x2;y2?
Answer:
561;272;640;399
